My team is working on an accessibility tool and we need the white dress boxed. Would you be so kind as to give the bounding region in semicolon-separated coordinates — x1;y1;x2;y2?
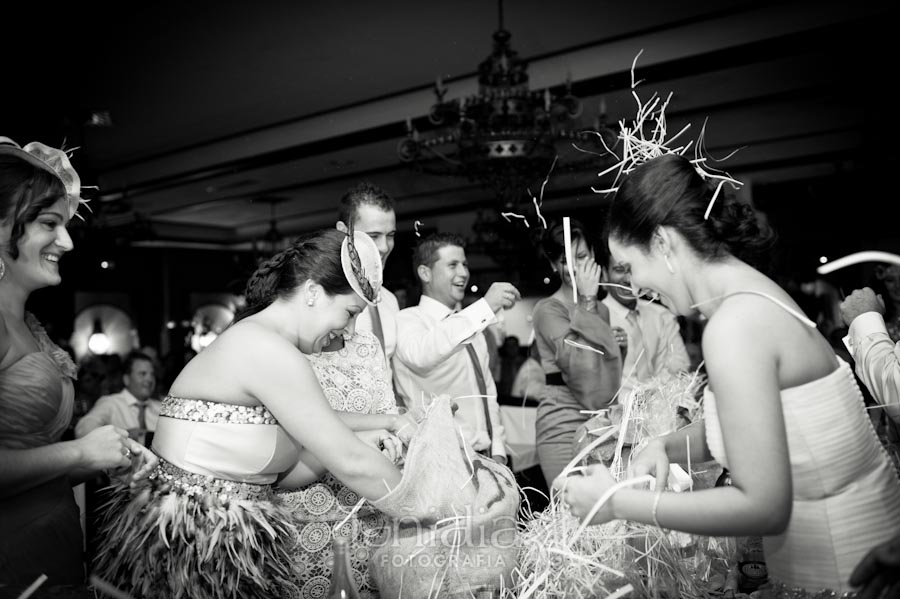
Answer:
705;355;900;594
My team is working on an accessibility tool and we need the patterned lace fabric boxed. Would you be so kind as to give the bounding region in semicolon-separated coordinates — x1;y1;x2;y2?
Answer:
310;331;397;416
276;331;397;599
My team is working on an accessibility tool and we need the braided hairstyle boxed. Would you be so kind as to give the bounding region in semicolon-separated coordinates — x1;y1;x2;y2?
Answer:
607;153;775;270
234;229;353;322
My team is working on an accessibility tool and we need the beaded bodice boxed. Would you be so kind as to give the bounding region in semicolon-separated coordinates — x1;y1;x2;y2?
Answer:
151;395;299;485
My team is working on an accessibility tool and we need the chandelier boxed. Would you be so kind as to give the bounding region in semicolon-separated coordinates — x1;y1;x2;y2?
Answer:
397;0;615;211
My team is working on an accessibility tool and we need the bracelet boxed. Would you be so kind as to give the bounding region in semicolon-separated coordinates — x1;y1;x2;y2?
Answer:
578;294;598;312
651;488;664;528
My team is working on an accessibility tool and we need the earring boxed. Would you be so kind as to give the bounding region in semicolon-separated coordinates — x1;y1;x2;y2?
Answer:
307;296;315;307
664;253;675;274
0;256;5;281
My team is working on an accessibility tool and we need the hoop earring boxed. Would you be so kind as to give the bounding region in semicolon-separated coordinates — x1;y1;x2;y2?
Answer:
664;254;675;275
0;257;5;281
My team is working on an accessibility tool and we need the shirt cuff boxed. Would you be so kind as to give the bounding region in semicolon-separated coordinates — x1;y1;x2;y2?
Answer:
849;312;888;349
460;298;498;330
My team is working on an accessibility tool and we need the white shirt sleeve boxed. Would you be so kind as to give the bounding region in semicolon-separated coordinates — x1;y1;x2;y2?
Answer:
848;311;900;424
395;298;496;373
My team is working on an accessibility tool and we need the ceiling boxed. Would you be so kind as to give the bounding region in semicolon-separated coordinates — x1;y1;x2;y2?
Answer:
4;0;898;257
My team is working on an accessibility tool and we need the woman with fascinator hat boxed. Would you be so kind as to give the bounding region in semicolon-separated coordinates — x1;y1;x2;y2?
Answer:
93;228;418;599
0;138;157;590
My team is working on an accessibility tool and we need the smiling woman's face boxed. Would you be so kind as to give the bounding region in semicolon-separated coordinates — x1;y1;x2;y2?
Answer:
3;196;73;291
608;236;684;314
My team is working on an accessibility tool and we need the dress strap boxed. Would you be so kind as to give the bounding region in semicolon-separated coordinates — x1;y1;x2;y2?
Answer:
690;290;817;328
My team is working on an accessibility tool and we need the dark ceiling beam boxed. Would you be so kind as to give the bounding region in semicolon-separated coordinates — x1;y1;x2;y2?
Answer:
96;15;873;204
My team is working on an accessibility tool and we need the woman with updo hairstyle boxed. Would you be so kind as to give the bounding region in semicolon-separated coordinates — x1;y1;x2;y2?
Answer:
531;219;622;485
93;228;416;599
555;153;900;596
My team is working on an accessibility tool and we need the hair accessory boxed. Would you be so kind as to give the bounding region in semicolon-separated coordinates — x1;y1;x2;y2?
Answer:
664;253;675;274
588;51;742;220
0;136;92;220
341;225;382;306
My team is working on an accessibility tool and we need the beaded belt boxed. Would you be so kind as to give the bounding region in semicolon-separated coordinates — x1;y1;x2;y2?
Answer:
161;395;278;425
768;579;857;599
150;457;274;502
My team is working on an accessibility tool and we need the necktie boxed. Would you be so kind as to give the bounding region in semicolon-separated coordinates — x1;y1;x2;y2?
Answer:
136;401;147;431
369;304;386;355
464;340;494;447
626;309;649;380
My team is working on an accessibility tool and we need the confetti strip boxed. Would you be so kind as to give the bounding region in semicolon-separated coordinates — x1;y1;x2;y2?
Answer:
564;338;605;355
563;216;577;302
501;211;531;227
414;220;424;237
15;574;47;599
89;576;136;599
532;196;548;229
590;51;743;210
817;251;900;275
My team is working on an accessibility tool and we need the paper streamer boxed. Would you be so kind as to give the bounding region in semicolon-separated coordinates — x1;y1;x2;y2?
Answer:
563;217;577;302
817;251;900;275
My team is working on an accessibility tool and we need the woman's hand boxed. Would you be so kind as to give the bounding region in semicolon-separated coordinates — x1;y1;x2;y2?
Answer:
627;437;670;489
127;441;158;484
356;429;404;464
75;425;133;471
552;464;619;524
574;256;602;298
389;411;418;445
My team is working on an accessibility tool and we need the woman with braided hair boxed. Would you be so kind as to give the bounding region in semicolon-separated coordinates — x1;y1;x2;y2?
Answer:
93;228;415;599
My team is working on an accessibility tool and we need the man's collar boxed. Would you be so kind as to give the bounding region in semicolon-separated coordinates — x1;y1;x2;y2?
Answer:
121;388;140;405
605;295;634;318
418;294;457;319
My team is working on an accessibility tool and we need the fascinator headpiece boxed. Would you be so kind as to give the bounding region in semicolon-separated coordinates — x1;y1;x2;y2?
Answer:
341;226;382;305
0;136;90;219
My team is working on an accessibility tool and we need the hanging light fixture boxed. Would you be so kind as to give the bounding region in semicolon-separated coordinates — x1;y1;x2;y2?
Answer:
87;318;111;355
252;196;290;258
397;0;615;211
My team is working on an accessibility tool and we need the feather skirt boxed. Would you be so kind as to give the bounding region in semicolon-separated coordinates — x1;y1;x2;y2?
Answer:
91;459;298;599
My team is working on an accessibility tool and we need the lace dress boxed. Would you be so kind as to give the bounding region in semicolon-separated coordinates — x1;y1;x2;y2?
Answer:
277;331;398;599
0;313;82;587
92;396;301;599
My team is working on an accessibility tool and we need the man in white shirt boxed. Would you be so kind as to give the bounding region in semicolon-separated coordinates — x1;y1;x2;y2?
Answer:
394;233;520;464
600;242;690;400
336;182;400;374
75;351;161;446
840;286;900;423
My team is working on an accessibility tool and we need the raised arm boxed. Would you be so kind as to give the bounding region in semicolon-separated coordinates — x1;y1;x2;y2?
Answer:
394;299;496;373
533;298;622;410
